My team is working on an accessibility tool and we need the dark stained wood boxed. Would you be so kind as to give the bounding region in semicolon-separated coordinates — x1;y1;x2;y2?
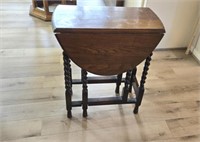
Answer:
52;6;165;33
71;97;137;107
115;73;123;93
122;70;131;102
53;6;165;117
53;5;165;75
56;33;163;75
81;69;88;117
63;54;139;117
134;53;153;114
116;0;125;6
129;68;137;93
63;53;73;118
72;76;126;84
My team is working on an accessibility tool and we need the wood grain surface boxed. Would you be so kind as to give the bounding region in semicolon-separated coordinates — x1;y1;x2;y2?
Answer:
0;0;199;142
53;5;165;75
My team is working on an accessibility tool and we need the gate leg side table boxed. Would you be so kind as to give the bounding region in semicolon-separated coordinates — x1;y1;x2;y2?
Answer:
52;5;165;118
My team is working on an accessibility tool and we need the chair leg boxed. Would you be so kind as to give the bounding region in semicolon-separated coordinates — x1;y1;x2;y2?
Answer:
63;53;72;118
82;69;88;117
134;53;153;114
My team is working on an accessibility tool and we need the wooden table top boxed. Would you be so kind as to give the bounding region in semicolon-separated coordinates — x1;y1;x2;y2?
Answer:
52;5;165;34
52;5;165;75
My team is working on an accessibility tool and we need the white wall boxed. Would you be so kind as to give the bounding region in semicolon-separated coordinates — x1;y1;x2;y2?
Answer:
146;0;199;49
125;0;200;49
125;0;144;7
78;0;105;6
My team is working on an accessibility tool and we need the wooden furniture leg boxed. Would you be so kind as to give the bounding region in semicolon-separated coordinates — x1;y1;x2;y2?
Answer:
81;69;88;117
30;0;77;21
134;53;153;114
63;53;73;118
29;0;52;21
122;70;132;102
129;68;137;93
63;52;152;117
43;0;50;16
115;68;137;94
115;73;123;94
32;0;36;7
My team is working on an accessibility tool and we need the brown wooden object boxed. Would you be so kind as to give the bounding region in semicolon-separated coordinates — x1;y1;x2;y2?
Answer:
116;0;125;6
29;0;76;21
52;5;165;118
53;6;165;75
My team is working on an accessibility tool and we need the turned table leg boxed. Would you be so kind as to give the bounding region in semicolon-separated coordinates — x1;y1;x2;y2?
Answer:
122;70;132;102
134;53;153;114
63;53;72;118
82;69;88;117
115;73;123;94
129;68;137;93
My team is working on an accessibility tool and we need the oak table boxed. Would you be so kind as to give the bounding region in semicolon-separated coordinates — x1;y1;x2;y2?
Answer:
52;5;165;118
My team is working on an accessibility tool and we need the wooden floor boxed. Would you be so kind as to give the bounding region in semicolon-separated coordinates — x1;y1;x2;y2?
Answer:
0;0;200;142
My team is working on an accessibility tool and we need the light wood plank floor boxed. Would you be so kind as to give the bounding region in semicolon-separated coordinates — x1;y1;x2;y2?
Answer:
0;0;200;142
